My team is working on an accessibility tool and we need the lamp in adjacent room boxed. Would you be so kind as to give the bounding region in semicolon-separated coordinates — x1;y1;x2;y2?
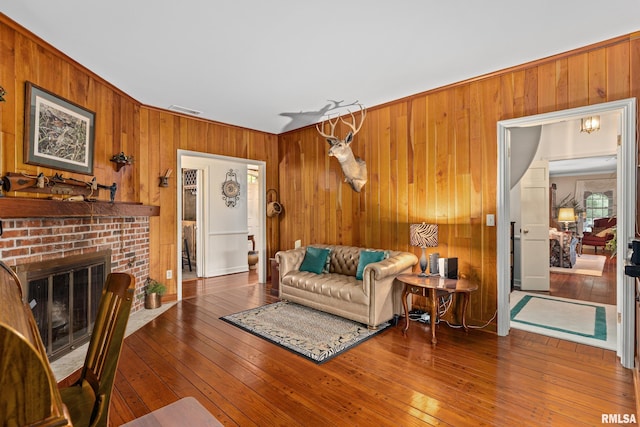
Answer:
410;223;438;277
580;116;600;134
557;207;575;231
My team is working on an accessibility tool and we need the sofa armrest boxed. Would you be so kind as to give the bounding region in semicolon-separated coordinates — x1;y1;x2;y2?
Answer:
275;247;307;277
366;252;418;280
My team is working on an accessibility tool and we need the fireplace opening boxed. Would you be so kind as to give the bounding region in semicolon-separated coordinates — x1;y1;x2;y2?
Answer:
15;250;111;362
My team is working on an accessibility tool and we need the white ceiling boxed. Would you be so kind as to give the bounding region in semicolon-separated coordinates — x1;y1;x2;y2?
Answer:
2;1;640;134
549;155;617;176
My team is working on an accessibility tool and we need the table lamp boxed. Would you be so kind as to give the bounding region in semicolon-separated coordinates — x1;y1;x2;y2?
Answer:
557;207;575;231
410;223;438;276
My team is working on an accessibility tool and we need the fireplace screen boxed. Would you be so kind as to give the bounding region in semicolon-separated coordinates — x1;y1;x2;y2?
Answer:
25;255;109;361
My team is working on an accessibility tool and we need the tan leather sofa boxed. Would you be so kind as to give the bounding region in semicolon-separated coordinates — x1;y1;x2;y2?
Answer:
276;244;418;328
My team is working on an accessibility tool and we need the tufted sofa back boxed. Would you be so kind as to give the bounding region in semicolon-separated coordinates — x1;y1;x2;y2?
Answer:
306;244;390;277
327;246;361;276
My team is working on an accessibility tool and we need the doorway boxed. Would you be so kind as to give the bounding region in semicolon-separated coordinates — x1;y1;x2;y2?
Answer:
496;98;637;368
176;150;267;301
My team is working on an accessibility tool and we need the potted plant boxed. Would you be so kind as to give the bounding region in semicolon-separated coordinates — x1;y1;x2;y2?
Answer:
605;227;617;258
143;278;166;309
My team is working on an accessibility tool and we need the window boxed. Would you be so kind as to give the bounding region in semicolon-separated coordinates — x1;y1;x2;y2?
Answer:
584;192;613;230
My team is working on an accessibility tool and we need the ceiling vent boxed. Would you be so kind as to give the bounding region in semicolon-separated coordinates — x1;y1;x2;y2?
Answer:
168;105;202;116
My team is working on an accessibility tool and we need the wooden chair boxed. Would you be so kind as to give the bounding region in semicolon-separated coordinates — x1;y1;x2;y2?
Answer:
59;272;135;427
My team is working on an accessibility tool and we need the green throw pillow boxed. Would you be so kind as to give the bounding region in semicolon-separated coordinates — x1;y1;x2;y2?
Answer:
299;247;331;274
356;250;386;280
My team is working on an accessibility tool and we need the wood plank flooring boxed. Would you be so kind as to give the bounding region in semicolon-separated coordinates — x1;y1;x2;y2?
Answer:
548;247;616;305
101;259;635;426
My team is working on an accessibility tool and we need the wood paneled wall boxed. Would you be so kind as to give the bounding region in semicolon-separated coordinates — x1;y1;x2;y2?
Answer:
0;15;279;296
278;32;640;330
0;17;141;201
2;13;639;327
138;108;278;295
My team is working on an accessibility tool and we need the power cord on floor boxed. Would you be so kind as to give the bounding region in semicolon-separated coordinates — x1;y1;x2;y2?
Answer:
409;293;497;329
441;309;498;329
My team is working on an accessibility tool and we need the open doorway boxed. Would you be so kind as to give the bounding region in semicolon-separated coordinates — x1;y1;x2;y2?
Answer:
181;168;198;280
176;150;267;301
513;117;619;293
496;98;637;368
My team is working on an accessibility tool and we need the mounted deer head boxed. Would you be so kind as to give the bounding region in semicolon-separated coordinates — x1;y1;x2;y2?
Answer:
316;104;368;192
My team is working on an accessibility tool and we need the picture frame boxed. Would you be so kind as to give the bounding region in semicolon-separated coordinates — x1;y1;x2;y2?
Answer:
24;82;95;175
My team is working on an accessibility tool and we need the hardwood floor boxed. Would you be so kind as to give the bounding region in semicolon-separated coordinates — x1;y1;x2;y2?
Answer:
103;268;635;426
547;247;617;305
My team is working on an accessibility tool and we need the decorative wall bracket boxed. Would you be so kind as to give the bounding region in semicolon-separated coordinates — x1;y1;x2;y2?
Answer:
221;169;240;207
159;169;172;187
110;152;134;171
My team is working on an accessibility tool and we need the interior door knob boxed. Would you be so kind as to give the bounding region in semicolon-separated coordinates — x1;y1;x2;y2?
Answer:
523;229;529;234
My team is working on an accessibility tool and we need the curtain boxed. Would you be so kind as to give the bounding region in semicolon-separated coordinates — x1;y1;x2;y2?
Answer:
575;179;616;224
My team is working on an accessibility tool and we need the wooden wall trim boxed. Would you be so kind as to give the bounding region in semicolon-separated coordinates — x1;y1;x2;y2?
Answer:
142;105;278;135
277;31;640;330
280;31;638;137
0;13;139;105
0;16;280;296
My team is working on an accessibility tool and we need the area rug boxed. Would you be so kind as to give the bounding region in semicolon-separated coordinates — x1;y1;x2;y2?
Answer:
510;291;616;350
549;254;606;276
220;301;390;364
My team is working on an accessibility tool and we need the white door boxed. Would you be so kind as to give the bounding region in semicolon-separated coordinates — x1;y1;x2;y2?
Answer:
519;160;549;291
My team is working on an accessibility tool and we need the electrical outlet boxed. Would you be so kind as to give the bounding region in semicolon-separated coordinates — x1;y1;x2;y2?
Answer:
295;240;301;248
486;214;495;226
166;270;172;280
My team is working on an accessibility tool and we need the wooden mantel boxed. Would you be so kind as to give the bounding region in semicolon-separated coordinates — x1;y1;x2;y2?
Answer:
0;197;160;218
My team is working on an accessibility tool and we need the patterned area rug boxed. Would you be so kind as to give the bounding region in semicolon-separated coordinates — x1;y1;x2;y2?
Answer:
549;254;606;276
510;291;616;350
221;301;389;364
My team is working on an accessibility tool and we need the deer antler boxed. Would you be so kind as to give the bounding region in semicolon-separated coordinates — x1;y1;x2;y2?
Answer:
316;115;340;139
316;103;366;139
340;104;366;136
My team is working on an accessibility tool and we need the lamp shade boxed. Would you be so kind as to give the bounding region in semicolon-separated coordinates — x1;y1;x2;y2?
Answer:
557;207;576;223
409;223;438;248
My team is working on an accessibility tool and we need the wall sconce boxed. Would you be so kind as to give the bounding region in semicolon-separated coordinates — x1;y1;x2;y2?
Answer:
410;223;438;277
580;116;600;134
159;169;172;187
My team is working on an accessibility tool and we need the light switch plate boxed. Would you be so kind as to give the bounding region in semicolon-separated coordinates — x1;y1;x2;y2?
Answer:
486;214;495;227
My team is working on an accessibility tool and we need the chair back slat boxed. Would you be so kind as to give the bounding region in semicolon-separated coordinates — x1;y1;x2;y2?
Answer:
79;272;134;426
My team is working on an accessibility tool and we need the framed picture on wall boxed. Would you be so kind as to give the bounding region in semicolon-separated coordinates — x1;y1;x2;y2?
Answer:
24;82;95;175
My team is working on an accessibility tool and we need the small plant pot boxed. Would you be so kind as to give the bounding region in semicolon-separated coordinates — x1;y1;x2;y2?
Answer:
144;292;162;309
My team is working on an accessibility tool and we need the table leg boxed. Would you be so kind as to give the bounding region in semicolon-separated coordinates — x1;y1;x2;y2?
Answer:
402;285;410;335
429;288;437;345
460;292;470;333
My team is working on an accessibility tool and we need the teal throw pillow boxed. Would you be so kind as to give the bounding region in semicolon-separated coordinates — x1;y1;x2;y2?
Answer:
356;250;386;280
299;247;331;274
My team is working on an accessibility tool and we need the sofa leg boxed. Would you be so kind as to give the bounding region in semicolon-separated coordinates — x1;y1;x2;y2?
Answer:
368;325;378;330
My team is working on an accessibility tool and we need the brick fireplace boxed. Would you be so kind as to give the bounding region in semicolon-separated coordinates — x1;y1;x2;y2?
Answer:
0;197;159;361
0;216;151;315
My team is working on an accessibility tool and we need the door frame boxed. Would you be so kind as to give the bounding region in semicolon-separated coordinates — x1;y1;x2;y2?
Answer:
496;98;636;368
176;149;267;300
